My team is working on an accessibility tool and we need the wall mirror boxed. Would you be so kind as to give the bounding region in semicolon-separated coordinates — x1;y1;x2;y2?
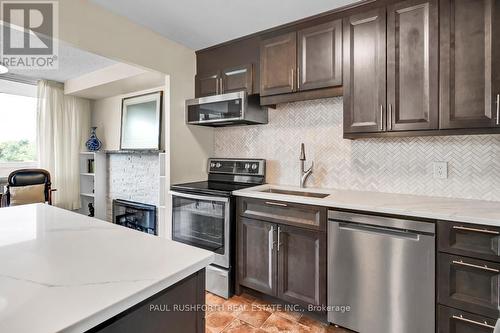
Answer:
120;91;162;150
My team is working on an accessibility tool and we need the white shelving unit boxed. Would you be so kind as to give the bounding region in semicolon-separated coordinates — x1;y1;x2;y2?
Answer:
77;152;106;220
158;152;167;237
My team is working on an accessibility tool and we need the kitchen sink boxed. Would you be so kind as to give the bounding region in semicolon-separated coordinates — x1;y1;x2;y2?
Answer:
260;188;330;198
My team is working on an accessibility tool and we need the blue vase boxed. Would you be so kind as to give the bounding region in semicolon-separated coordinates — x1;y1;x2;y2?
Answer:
86;127;102;151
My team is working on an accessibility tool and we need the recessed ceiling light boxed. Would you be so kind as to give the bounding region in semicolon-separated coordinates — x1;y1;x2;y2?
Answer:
0;64;8;74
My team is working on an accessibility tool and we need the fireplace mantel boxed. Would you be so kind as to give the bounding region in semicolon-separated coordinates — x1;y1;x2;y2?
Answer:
103;150;165;155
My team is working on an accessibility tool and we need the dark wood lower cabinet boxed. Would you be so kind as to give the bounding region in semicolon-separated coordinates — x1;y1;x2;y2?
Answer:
239;197;326;231
438;220;500;263
237;212;326;310
438;220;500;333
238;217;277;296
438;253;500;319
87;270;206;333
438;305;497;333
277;224;326;308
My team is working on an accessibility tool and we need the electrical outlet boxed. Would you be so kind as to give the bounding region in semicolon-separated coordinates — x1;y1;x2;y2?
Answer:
433;161;448;179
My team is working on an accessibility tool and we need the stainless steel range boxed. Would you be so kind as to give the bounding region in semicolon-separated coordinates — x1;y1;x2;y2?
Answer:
170;158;265;298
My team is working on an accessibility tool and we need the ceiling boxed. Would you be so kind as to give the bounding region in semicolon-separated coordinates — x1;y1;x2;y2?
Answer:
6;41;117;82
90;0;359;50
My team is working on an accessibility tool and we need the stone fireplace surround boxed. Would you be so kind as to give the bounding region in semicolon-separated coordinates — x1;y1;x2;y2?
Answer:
106;152;159;222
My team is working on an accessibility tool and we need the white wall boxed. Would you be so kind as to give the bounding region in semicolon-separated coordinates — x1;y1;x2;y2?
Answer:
58;0;215;238
58;0;214;183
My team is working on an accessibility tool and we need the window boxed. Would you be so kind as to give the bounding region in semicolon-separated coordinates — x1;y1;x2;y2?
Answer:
0;79;38;177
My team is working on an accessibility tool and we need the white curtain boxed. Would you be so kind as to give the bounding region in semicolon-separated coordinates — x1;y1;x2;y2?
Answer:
37;80;91;210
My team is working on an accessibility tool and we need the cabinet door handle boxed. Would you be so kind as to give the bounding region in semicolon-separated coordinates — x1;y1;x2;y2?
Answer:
290;68;295;92
496;94;499;125
452;260;499;273
297;67;300;91
452;315;495;329
388;104;393;130
277;226;282;251
380;105;384;131
452;225;499;235
269;226;275;250
220;77;224;94
265;201;287;207
215;78;219;95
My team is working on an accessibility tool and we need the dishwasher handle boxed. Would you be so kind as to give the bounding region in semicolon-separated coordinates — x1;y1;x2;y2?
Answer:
338;222;421;240
329;210;435;234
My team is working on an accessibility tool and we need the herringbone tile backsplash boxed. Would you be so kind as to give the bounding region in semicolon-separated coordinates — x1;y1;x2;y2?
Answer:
214;97;500;201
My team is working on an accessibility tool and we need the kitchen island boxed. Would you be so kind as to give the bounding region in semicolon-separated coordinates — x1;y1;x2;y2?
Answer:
0;204;213;333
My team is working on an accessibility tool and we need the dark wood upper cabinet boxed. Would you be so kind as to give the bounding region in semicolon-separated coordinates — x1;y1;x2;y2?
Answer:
196;65;253;97
387;0;439;131
196;35;260;98
343;8;387;133
259;21;343;102
260;32;297;96
195;0;500;138
297;20;342;91
238;217;277;296
277;224;326;308
221;64;253;94
440;0;500;129
195;71;220;97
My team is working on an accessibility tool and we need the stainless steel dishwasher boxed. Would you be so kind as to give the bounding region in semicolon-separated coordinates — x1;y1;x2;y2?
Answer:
328;211;435;333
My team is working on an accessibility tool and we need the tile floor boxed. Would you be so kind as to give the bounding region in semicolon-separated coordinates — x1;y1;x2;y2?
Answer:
205;292;353;333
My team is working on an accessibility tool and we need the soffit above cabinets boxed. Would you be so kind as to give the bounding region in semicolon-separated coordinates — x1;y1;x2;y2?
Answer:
64;63;166;100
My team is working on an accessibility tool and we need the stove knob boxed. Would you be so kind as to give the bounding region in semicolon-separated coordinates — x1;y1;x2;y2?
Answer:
251;163;258;170
244;163;250;169
216;162;222;168
210;162;216;168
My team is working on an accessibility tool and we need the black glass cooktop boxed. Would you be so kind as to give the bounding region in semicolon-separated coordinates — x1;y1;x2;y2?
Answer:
170;181;255;196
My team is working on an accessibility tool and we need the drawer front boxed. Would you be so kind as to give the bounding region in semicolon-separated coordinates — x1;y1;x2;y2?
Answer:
438;253;500;318
239;197;326;231
438;221;500;262
438;305;497;333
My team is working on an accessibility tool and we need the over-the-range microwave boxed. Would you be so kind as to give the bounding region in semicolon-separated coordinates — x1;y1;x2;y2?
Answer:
185;91;268;127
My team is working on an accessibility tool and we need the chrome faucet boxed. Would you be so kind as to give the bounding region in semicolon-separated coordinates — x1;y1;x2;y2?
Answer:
299;143;313;188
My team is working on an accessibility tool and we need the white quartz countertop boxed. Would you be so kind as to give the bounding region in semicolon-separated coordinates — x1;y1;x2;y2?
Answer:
233;184;500;227
0;204;214;333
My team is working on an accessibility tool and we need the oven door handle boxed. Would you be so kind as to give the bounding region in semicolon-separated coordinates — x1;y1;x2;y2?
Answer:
169;191;229;203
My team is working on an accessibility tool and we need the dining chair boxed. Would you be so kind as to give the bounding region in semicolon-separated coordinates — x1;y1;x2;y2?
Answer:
3;169;56;207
